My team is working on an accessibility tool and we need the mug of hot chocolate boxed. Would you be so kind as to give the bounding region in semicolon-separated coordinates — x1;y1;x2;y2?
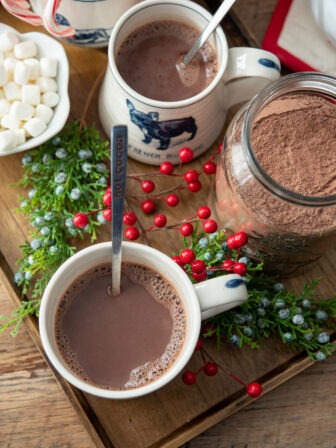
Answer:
98;0;281;165
39;241;247;399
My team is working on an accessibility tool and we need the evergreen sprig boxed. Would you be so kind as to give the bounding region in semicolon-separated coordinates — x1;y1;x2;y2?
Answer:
178;229;336;361
0;122;109;335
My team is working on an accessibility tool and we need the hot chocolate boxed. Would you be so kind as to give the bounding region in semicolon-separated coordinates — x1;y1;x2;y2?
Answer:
55;262;186;390
116;20;218;101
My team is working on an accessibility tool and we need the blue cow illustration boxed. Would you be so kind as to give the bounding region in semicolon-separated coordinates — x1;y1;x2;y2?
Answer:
126;100;198;150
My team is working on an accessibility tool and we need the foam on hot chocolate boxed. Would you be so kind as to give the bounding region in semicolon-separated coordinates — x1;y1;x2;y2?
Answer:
55;263;187;390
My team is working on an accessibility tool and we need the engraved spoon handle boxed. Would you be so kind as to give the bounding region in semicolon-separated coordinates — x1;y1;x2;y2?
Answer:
182;0;236;67
111;125;128;296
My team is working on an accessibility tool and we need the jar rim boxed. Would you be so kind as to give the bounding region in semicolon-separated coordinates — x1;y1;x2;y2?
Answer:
243;72;336;207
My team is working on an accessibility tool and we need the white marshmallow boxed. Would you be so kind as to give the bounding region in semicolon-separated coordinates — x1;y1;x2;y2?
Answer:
1;113;21;130
0;129;17;151
3;81;21;101
23;117;47;137
0;51;4;62
0;89;4;99
40;58;58;78
21;84;40;105
14;40;38;59
4;56;18;75
0;62;8;87
14;128;26;145
0;32;20;53
24;58;40;80
0;98;10;117
42;91;59;107
10;101;34;121
34;103;53;124
14;61;30;85
37;76;58;93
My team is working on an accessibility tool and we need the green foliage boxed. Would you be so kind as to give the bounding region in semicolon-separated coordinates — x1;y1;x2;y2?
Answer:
178;229;336;361
0;122;109;335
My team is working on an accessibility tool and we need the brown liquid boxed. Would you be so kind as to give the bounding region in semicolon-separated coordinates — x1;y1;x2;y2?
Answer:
55;263;186;390
116;20;218;101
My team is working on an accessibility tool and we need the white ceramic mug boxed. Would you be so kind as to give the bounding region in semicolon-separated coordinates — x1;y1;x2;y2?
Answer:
5;0;145;47
39;241;248;399
98;0;281;165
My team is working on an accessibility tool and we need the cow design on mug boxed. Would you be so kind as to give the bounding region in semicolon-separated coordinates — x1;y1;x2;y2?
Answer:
126;100;198;150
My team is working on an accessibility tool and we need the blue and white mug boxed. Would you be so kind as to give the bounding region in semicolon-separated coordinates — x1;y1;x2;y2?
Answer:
98;0;281;165
29;0;144;47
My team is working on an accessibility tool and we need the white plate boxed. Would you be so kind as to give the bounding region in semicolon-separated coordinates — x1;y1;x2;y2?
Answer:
0;23;70;156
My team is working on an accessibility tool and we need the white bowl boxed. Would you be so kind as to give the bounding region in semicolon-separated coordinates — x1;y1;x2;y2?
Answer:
0;23;70;157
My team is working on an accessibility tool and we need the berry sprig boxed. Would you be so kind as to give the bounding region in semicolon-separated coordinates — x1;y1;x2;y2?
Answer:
73;147;218;240
181;338;263;398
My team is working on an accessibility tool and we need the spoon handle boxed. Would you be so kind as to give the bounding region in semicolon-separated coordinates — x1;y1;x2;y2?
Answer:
183;0;236;67
111;125;128;296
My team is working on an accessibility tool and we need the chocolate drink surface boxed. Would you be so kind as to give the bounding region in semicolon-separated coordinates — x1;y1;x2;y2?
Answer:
55;263;186;390
116;20;218;101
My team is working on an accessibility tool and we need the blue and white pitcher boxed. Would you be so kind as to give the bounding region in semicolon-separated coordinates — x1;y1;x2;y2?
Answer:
2;0;144;47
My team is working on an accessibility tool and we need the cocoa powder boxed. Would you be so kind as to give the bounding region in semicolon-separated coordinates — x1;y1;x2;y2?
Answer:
243;92;336;234
251;93;336;197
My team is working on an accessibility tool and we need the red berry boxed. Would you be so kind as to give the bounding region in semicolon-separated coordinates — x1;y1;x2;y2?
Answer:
180;222;194;236
141;179;155;193
192;271;207;282
141;199;156;214
180;248;196;264
234;231;249;247
197;205;211;219
218;143;223;153
203;219;218;234
203;160;217;174
182;370;197;385
191;259;206;273
195;339;203;350
222;259;235;271
73;212;89;228
184;169;199;183
187;179;202;192
125;226;140;240
179;147;194;163
227;234;238;249
154;214;167;228
203;362;218;376
103;190;112;207
160;161;174;175
102;208;112;221
172;255;185;267
123;211;137;226
246;382;262;398
233;262;247;276
166;193;179;207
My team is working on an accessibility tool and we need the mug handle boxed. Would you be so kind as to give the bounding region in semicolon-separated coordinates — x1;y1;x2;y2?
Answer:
42;0;75;38
193;274;248;320
224;47;281;108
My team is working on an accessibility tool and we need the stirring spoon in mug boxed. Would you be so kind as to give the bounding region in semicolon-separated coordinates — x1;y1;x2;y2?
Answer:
110;125;128;296
177;0;236;84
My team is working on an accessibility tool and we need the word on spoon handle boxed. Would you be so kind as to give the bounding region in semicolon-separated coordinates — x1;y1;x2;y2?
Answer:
111;125;128;296
183;0;236;67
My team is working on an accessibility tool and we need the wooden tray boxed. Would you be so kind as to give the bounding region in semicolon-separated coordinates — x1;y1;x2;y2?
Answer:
1;7;335;448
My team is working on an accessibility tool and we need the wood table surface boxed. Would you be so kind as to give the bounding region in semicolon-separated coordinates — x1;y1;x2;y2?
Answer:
1;1;336;447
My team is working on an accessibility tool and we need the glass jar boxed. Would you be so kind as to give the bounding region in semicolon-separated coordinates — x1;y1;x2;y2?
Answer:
211;72;336;276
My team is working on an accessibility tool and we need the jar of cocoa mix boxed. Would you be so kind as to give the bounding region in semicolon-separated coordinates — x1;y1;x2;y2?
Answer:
212;72;336;276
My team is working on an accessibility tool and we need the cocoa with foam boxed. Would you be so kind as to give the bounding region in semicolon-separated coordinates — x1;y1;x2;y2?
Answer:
55;263;186;390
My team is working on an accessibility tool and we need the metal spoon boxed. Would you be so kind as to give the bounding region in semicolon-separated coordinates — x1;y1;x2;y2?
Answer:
110;125;128;296
180;0;236;68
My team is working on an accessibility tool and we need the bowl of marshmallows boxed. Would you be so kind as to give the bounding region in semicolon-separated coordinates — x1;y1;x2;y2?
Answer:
0;23;70;156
